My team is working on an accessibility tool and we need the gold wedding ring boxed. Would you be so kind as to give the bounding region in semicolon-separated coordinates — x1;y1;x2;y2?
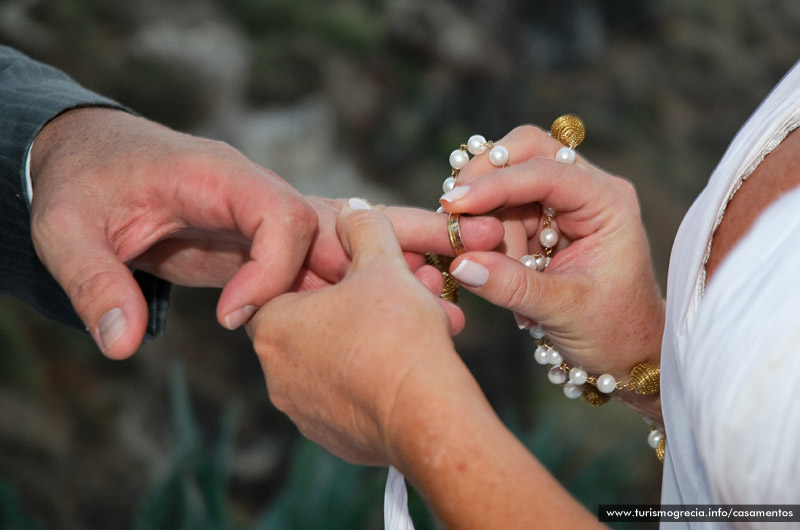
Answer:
447;213;466;256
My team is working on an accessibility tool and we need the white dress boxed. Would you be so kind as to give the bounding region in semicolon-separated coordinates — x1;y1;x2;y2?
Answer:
660;59;800;527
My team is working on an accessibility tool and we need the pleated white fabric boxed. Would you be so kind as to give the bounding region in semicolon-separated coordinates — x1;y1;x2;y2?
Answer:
660;59;800;528
384;466;416;530
689;186;800;501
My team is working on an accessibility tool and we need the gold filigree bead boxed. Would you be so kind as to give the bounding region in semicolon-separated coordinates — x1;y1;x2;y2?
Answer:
440;274;459;303
629;362;661;396
425;254;459;303
655;437;666;463
580;384;611;407
550;114;586;149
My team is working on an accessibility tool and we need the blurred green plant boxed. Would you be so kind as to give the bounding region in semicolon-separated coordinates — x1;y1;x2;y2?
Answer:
135;364;241;530
253;440;385;530
507;400;660;530
514;407;649;504
0;357;655;529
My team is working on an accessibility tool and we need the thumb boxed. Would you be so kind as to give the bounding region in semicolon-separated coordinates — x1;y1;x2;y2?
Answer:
35;234;150;360
447;251;561;322
336;198;407;272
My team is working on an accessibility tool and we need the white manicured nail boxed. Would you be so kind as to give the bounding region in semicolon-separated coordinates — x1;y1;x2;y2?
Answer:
440;185;470;203
98;307;127;353
348;198;372;210
514;313;532;330
224;305;258;330
451;259;489;287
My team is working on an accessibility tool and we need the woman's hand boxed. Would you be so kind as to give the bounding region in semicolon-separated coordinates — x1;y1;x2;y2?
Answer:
442;126;665;411
246;199;604;529
246;199;470;465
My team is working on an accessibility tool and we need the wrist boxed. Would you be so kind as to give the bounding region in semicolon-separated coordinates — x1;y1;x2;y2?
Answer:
529;296;666;426
382;346;481;471
612;297;665;421
29;106;136;189
383;349;602;528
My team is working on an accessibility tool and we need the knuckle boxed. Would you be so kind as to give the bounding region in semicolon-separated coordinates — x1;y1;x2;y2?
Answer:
30;202;73;252
508;124;546;143
612;175;637;197
253;340;294;414
347;208;384;232
608;175;642;208
285;197;318;236
266;381;291;414
67;267;123;318
498;264;541;312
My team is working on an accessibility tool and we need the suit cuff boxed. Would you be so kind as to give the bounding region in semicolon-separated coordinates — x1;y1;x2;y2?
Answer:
24;140;33;204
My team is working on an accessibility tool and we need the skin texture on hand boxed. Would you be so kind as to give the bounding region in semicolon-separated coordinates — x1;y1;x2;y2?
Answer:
247;200;463;465
441;125;665;419
28;107;504;360
293;197;504;292
247;202;605;529
30;107;318;359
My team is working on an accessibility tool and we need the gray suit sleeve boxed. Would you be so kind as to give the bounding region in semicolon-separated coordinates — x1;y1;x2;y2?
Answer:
0;45;169;338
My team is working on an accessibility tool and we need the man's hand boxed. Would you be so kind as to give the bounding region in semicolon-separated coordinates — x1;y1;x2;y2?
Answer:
30;107;318;359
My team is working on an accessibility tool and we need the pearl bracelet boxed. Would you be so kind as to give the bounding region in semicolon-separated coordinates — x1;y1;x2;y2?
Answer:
530;326;664;462
530;328;660;403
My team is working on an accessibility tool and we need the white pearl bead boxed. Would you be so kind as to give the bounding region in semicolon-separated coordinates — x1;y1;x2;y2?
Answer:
449;149;469;170
467;134;487;155
547;366;567;385
647;429;665;449
529;324;546;339
488;145;509;167
568;367;588;385
436;206;444;213
442;176;457;193
534;345;549;365
520;254;536;269
534;254;548;271
563;383;583;399
539;227;559;249
544;256;552;269
556;147;576;164
543;206;556;217
546;347;562;366
596;373;616;394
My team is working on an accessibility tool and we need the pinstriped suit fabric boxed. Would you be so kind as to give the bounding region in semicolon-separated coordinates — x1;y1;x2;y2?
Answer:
0;46;168;337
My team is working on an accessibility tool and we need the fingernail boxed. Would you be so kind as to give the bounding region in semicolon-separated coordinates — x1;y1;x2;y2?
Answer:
514;313;532;330
97;307;127;353
348;197;372;210
224;305;258;329
440;185;470;203
451;259;489;287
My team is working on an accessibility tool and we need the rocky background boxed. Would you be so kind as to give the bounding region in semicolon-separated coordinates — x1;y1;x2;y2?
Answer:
1;0;799;528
